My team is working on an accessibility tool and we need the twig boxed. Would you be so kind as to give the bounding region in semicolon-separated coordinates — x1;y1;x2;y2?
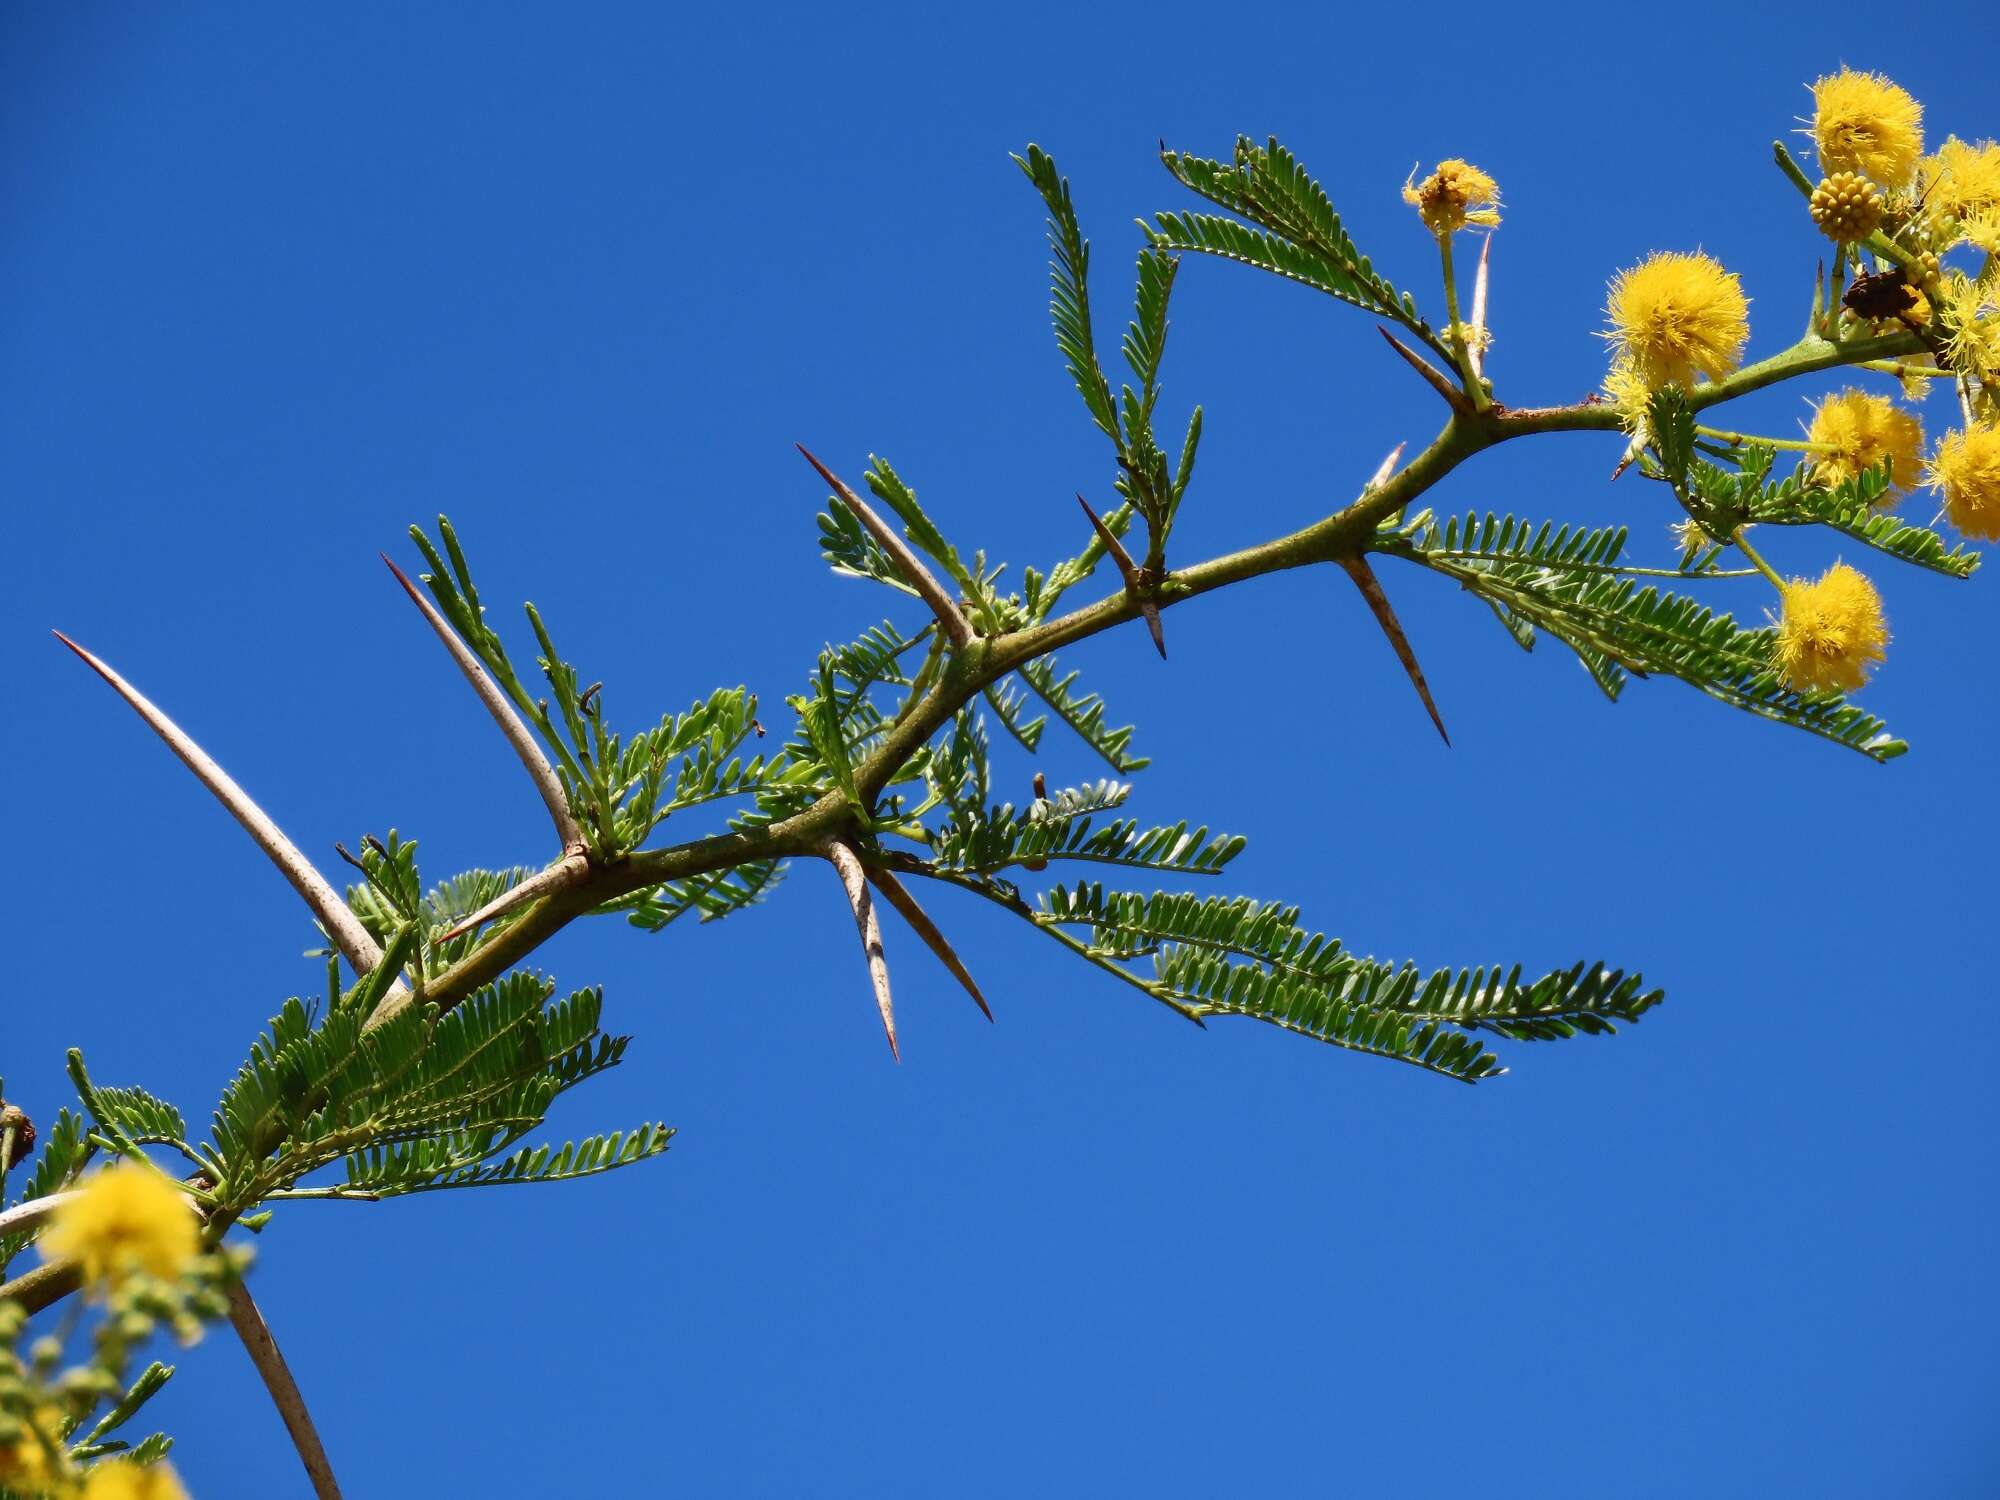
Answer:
1336;557;1450;745
864;866;994;1022
225;1280;345;1500
822;839;899;1058
1376;326;1473;413
382;555;586;854
797;445;974;650
436;851;590;942
1075;494;1166;658
52;633;403;990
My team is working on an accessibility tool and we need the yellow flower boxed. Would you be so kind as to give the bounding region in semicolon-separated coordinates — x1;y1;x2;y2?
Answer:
1806;388;1925;502
0;1404;71;1496
40;1164;198;1291
1919;137;2000;236
1927;425;2000;540
80;1459;189;1500
1961;209;2000;256
1776;562;1889;694
1604;252;1750;391
1402;159;1501;234
1941;274;2000;383
1810;69;1924;187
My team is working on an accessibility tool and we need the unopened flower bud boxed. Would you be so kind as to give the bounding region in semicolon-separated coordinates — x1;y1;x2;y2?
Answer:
1810;172;1885;241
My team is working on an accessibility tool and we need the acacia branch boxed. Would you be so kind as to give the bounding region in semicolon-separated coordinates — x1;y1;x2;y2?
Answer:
352;325;1933;1022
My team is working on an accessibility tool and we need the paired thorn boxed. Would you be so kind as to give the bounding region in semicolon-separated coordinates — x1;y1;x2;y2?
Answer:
1076;494;1166;658
381;554;585;854
1468;234;1492;379
866;866;994;1023
796;445;974;651
437;851;590;943
1376;327;1471;414
1335;558;1450;746
823;839;899;1060
52;631;405;988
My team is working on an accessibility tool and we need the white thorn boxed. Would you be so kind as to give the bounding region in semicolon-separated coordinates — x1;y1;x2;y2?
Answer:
1364;442;1407;494
55;633;404;999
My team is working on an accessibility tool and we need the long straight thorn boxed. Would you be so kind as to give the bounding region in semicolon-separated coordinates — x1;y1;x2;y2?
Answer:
1469;233;1492;378
382;554;584;855
824;839;899;1059
797;445;973;650
437;851;590;943
1076;494;1166;659
52;632;400;982
1335;558;1450;746
1376;327;1472;413
866;866;994;1022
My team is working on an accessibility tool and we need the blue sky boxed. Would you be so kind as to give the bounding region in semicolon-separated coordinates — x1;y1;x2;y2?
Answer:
4;3;1997;1495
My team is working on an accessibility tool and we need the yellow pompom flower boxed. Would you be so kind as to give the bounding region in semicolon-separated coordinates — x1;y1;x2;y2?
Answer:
1775;562;1889;694
1806;388;1925;502
40;1163;198;1291
80;1459;190;1500
1919;137;2000;236
1927;425;2000;540
1402;159;1501;234
1604;252;1751;392
1810;69;1924;187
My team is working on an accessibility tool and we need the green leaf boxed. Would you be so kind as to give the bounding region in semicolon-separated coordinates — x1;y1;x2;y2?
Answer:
1650;387;1696;491
1033;882;1662;1080
1746;460;1981;579
611;858;787;931
80;1085;188;1153
932;799;1241;877
982;677;1047;752
1016;654;1149;773
818;498;920;596
862;458;985;608
1153;137;1442;355
787;667;863;813
347;1122;672;1197
1016;143;1120;443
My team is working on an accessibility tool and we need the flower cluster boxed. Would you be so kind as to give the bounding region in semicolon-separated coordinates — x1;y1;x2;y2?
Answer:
1589;68;2000;695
